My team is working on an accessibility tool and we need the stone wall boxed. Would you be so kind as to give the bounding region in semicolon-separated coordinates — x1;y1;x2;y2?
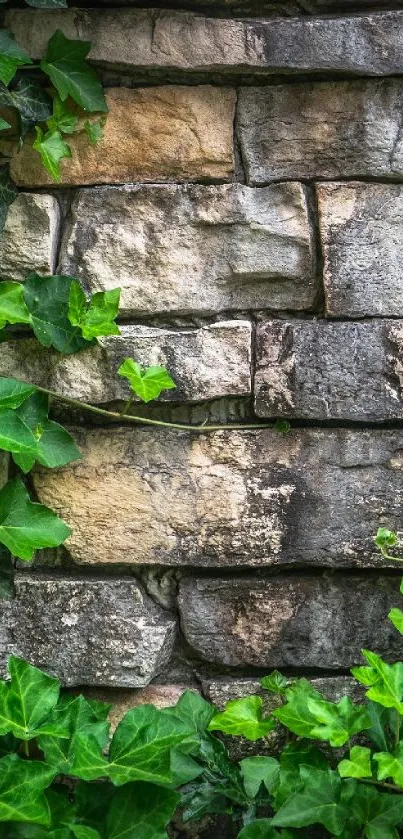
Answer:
2;0;403;761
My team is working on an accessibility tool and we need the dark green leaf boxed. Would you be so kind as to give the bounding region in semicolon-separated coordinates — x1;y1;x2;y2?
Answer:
0;477;71;561
0;378;37;411
171;690;215;734
68;281;120;340
38;694;110;776
0;79;52;137
23;274;92;354
260;671;289;695
0;31;32;86
46;96;78;135
13;392;81;472
106;783;180;839
33;127;72;182
0;753;55;823
273;742;329;809
0;656;63;740
237;822;281;839
0;117;10;130
240;756;280;798
41;31;107;113
0;410;39;457
118;359;176;404
271;767;346;835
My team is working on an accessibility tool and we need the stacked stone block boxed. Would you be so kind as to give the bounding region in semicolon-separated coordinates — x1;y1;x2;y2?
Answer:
1;1;403;733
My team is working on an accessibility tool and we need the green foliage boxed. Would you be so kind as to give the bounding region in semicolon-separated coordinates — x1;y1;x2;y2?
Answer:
40;31;107;114
33;126;72;182
118;359;176;403
0;31;31;87
208;696;275;742
0;478;71;561
68;281;120;341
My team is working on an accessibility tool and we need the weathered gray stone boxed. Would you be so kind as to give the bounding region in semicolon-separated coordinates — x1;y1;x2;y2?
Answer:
317;182;403;317
59;184;316;316
0;321;251;404
32;428;403;568
0;193;60;281
7;9;403;78
0;573;176;687
179;574;403;669
204;676;363;708
255;318;403;421
238;80;403;182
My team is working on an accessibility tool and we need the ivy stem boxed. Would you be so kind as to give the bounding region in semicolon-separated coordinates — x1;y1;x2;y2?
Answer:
395;711;401;749
32;384;282;433
357;777;403;794
22;740;29;758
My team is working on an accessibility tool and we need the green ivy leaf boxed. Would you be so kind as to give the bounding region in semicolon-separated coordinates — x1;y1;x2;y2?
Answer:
374;528;397;549
0;117;10;130
0;166;18;233
306;696;371;747
68;280;120;341
208;696;275;742
0;79;52;137
106;783;180;839
271;766;346;835
260;671;289;695
240;756;280;798
352;650;403;714
389;608;403;634
0;282;32;329
41;31;108;113
0;656;65;741
12;392;81;473
338;746;372;779
0;753;55;823
46;96;78;135
171;690;215;735
271;679;322;738
237;822;281;839
33;127;72;182
0;30;32;86
0;410;39;457
39;693;110;777
23;274;91;354
0;378;36;411
0;477;71;561
348;782;403;838
374;742;403;787
118;359;176;404
84;119;105;145
108;704;195;786
273;742;329;809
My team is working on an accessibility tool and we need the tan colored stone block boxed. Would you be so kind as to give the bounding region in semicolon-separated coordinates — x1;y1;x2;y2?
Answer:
8;87;235;187
0;194;60;280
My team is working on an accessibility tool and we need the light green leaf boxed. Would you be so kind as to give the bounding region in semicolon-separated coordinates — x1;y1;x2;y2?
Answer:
171;690;215;734
84;119;105;145
208;696;275;742
0;282;32;329
0;754;55;823
338;746;372;779
351;650;403;713
306;696;371;747
374;528;397;550
118;359;176;404
12;392;81;472
389;608;403;634
106;782;180;839
0;117;10;130
0;478;71;561
271;679;322;738
23;274;91;354
237;822;281;839
0;30;32;86
46;96;78;135
33;127;72;182
374;742;403;787
260;671;289;695
240;756;280;798
0;410;39;456
68;281;120;340
108;704;195;786
0;656;62;741
271;767;346;835
41;31;108;113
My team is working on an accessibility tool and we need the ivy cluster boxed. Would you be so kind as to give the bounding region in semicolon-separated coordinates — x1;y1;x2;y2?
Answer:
0;540;403;837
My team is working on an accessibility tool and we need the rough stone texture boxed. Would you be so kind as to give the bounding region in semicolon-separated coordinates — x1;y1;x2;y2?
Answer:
0;194;60;281
32;428;403;568
0;322;251;404
179;574;403;669
8;87;235;187
83;685;188;731
254;318;403;421
205;676;363;707
238;80;403;182
59;183;317;316
7;9;403;78
317;182;403;317
0;574;176;687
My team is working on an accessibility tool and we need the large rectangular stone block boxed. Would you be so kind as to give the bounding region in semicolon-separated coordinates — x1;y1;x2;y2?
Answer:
59;183;317;316
6;9;403;78
0;574;176;687
32;428;403;568
0;194;60;281
254;319;403;421
318;182;403;317
238;80;403;182
0;321;251;404
7;86;235;187
179;574;403;669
